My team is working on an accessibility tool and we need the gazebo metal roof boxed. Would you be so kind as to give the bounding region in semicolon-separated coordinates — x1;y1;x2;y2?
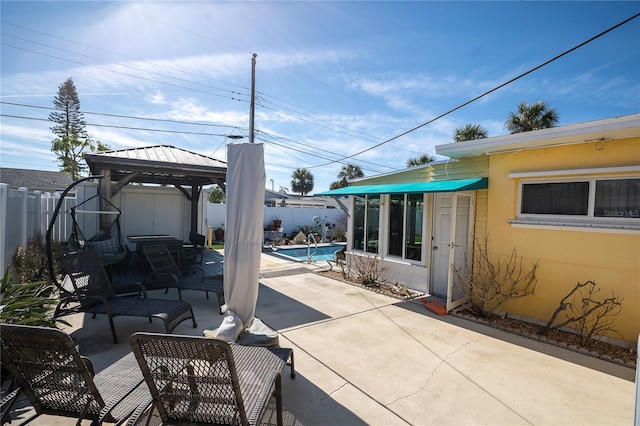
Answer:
85;145;227;188
85;145;227;187
84;145;227;235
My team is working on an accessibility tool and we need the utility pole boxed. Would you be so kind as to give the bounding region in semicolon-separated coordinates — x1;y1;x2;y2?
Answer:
249;53;257;143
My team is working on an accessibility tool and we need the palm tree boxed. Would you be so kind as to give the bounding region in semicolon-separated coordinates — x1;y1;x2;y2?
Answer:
506;101;559;134
291;168;314;196
337;164;364;181
329;180;346;190
454;124;488;142
329;164;364;190
406;154;435;167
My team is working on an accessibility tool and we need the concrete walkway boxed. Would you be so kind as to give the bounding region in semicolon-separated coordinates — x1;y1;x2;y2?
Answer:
11;250;637;425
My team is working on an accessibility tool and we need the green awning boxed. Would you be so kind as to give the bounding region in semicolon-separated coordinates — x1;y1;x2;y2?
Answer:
315;177;488;196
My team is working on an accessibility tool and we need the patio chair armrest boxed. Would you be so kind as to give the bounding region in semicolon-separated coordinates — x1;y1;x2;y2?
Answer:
80;356;95;377
85;295;111;310
112;281;148;297
247;370;283;426
131;282;149;298
0;385;22;425
98;378;148;424
125;396;155;426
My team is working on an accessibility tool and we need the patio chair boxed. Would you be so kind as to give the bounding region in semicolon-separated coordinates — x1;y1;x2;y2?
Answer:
129;332;285;426
58;249;197;344
0;324;150;425
182;232;206;264
142;243;225;314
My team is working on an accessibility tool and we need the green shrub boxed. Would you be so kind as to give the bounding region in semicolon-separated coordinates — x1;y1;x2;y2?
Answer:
0;267;67;327
332;226;346;242
290;225;319;240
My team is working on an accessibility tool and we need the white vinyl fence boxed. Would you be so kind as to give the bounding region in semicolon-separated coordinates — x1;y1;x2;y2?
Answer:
207;203;347;241
1;181;347;276
0;183;81;274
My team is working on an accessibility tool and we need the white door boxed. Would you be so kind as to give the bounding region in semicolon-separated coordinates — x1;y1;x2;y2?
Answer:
447;193;472;311
430;192;473;311
154;193;183;237
124;192;155;239
122;190;185;249
431;193;452;297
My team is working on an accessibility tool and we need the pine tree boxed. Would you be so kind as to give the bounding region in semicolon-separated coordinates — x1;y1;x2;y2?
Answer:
49;78;97;179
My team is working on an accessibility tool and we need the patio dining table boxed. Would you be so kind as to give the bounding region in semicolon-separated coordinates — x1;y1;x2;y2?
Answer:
127;234;184;265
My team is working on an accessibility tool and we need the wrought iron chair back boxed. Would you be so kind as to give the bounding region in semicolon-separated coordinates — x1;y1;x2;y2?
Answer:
129;332;284;426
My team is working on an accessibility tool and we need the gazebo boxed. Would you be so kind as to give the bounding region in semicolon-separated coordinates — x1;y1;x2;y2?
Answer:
84;145;227;235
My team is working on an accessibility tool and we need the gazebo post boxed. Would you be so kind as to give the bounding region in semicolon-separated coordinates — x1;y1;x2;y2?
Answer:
99;169;112;236
190;185;200;235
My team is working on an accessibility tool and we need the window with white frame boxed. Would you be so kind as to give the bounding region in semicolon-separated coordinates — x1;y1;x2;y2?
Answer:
388;193;424;261
517;177;639;226
352;195;380;253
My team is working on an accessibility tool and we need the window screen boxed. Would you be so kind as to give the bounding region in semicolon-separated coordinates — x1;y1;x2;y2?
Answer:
521;182;589;215
594;179;640;218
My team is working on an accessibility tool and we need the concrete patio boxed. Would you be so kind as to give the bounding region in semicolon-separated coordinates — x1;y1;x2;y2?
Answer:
8;249;636;425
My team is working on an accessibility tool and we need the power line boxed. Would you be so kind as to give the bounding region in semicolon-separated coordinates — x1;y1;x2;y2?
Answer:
306;12;640;169
1;21;250;93
2;103;383;170
256;138;384;175
255;129;392;172
0;42;249;103
1;32;251;100
1;21;422;159
0;114;236;137
1;101;246;130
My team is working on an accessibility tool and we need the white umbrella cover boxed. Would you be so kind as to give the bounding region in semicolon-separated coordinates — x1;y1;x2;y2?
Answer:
223;142;265;329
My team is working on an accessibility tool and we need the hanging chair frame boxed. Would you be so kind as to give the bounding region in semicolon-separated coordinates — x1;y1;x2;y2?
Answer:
67;187;128;268
47;176;101;298
69;192;123;248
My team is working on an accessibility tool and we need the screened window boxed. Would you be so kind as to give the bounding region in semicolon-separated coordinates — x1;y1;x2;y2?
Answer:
521;182;589;215
387;193;424;261
351;195;380;253
594;179;640;218
519;178;640;222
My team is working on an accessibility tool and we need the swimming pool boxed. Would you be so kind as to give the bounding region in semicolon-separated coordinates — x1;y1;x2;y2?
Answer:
270;244;346;262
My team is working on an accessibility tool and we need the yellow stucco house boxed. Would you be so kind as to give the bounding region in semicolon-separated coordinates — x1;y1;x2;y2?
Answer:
319;113;639;345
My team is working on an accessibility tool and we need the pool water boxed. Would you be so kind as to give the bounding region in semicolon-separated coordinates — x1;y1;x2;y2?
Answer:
271;244;346;262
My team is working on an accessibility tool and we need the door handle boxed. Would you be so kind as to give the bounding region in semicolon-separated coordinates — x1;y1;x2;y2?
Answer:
433;246;438;250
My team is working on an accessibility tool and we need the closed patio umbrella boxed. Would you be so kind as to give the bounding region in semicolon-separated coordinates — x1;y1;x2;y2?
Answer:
222;142;265;329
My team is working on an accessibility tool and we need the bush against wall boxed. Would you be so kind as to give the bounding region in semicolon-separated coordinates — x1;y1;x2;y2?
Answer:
345;253;387;287
452;238;538;318
539;280;623;347
11;232;63;286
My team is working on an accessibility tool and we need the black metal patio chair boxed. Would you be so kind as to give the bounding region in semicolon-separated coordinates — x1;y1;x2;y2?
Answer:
181;232;207;264
128;332;286;426
142;243;225;314
0;324;150;425
57;249;197;344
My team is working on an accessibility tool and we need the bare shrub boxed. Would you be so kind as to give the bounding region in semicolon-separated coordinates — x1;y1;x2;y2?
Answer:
538;280;623;347
346;253;387;287
331;211;348;242
11;232;64;286
453;238;538;318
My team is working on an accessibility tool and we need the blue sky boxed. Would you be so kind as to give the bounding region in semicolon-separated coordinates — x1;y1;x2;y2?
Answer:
1;1;639;193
